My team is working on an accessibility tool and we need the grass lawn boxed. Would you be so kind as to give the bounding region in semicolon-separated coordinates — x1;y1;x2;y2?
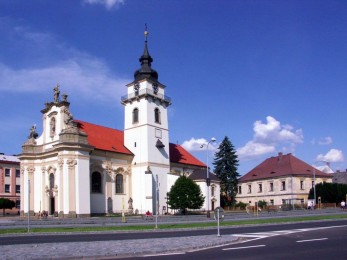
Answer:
1;214;347;235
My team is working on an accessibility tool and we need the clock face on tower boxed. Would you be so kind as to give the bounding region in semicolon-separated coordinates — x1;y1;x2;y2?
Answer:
152;83;158;95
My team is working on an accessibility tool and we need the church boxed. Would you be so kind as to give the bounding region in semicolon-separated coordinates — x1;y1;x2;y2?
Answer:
19;30;220;217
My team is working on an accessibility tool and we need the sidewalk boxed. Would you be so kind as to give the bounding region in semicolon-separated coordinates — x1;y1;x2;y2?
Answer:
0;233;240;259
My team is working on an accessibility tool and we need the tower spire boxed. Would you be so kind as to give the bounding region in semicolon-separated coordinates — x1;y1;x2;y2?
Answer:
134;24;158;83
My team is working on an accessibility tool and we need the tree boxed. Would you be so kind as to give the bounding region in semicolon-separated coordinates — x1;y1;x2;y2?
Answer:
308;182;347;203
0;198;15;215
167;175;204;214
213;136;240;207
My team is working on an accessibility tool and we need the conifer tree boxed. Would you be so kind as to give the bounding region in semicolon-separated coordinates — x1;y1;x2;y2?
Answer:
213;136;240;206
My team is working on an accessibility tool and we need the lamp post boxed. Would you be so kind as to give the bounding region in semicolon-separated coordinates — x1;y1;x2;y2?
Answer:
205;137;216;218
313;167;316;209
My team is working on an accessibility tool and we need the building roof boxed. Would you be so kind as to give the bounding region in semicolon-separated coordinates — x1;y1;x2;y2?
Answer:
75;120;133;155
239;153;332;182
189;169;219;182
75;120;206;167
0;154;20;164
169;143;206;167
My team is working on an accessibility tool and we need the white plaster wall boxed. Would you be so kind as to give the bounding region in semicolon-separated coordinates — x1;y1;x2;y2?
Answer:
75;157;91;215
63;162;70;214
131;166;153;214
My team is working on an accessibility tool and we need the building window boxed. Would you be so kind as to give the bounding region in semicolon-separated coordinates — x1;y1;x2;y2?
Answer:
5;184;10;193
91;172;102;193
49;173;54;189
16;185;20;193
270;199;274;205
300;180;304;190
281;181;286;191
211;186;215;196
5;169;10;177
50;117;56;136
16;169;20;178
115;174;124;194
238;185;242;194
258;183;263;193
248;185;252;194
133;108;139;124
15;200;20;209
154;108;161;124
269;182;274;192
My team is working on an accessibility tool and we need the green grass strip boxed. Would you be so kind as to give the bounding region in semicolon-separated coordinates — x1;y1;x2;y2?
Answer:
1;214;347;235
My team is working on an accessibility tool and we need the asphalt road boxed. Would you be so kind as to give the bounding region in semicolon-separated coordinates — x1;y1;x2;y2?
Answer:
129;221;347;259
1;219;347;246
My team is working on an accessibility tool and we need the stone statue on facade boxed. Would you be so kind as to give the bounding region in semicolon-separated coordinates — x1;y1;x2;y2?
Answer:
128;197;133;213
54;84;60;103
28;124;38;139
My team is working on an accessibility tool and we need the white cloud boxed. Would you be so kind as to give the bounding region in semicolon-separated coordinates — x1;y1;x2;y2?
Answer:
316;149;344;163
82;0;125;10
318;136;333;145
237;141;275;160
237;116;303;160
0;23;130;103
181;138;217;152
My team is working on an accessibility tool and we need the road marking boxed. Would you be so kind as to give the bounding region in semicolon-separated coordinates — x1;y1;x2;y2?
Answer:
296;238;328;243
223;245;266;251
143;252;186;257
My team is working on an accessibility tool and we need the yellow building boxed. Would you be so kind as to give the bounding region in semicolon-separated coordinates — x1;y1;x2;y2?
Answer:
236;153;332;206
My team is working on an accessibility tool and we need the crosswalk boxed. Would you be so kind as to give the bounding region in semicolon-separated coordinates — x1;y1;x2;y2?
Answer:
232;229;305;239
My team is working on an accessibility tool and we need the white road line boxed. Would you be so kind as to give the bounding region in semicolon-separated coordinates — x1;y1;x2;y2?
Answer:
296;238;328;243
233;234;269;238
223;245;266;251
143;252;186;257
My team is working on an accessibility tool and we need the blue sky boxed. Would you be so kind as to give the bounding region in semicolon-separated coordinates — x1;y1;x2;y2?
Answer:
0;0;346;174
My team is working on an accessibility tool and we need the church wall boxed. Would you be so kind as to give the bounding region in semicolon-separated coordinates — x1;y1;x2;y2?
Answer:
131;166;153;214
75;156;91;216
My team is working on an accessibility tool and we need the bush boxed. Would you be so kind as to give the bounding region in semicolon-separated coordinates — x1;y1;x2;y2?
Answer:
257;200;267;209
235;201;248;210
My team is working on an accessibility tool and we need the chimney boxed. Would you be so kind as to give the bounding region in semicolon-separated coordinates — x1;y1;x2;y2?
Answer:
278;152;283;161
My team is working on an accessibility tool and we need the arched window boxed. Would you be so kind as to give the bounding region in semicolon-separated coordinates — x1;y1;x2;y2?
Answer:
154;108;161;124
211;185;215;196
115;174;124;194
91;172;102;193
133;108;139;124
49;173;54;190
50;117;56;136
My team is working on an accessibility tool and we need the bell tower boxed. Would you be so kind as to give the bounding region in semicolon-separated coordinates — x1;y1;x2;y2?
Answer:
121;27;171;214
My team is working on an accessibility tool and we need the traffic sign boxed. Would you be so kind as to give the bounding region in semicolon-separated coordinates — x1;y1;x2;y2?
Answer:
214;207;224;221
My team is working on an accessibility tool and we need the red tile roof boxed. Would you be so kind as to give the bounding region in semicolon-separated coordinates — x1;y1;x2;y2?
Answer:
169;143;206;167
75;120;205;167
239;153;332;182
75;120;133;155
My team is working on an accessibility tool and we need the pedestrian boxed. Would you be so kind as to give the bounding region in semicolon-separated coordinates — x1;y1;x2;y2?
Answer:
341;200;345;211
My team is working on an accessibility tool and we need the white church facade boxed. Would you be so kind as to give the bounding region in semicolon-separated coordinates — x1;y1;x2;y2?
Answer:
19;31;220;217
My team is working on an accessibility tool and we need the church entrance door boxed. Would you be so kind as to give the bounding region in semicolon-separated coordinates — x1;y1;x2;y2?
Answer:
50;197;55;215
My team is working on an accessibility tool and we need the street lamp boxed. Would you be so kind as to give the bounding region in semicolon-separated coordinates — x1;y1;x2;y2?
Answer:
313;167;316;209
204;137;216;218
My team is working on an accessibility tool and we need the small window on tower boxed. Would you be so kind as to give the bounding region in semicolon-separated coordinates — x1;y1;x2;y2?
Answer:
154;108;161;124
133;108;139;124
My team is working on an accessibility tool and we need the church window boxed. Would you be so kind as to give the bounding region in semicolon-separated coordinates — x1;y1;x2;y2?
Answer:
50;117;56;136
91;172;102;193
154;108;161;124
49;173;54;189
133;108;139;124
115;174;124;194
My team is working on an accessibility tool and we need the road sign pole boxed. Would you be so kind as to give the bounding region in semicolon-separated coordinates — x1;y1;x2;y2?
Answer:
217;208;221;237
